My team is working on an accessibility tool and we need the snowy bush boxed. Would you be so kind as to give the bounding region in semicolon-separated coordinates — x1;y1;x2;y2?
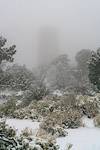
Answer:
51;95;77;112
22;85;49;107
13;107;40;121
13;99;50;120
76;94;100;118
32;138;59;150
4;64;35;91
20;127;33;137
80;101;99;118
38;124;67;138
41;108;82;133
66;144;73;150
32;86;49;101
61;109;82;128
0;119;59;150
60;94;76;108
94;114;100;127
0;96;16;117
0;119;16;137
53;126;67;137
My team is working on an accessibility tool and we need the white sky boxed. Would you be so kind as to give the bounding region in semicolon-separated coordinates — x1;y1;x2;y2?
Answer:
0;0;100;68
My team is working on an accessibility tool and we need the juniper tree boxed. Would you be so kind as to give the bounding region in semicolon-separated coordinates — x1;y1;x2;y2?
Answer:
0;36;16;89
75;49;92;94
5;64;35;91
46;54;71;90
88;48;100;90
76;49;91;76
0;36;16;65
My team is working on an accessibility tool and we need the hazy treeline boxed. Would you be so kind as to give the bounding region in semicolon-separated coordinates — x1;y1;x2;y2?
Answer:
0;35;100;96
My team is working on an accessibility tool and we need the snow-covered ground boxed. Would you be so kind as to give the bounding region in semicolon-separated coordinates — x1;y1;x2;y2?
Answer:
6;119;40;136
57;117;100;150
6;117;100;150
57;127;100;150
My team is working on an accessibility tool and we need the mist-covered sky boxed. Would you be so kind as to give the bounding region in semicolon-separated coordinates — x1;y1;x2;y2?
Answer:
0;0;100;68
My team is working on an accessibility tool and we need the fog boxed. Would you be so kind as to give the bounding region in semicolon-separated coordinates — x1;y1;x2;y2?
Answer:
0;0;100;69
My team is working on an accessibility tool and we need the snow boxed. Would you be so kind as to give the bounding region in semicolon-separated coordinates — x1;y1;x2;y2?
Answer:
53;90;63;96
6;119;40;136
0;90;14;96
57;127;100;150
16;91;23;96
82;116;94;128
6;117;100;150
57;117;100;150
